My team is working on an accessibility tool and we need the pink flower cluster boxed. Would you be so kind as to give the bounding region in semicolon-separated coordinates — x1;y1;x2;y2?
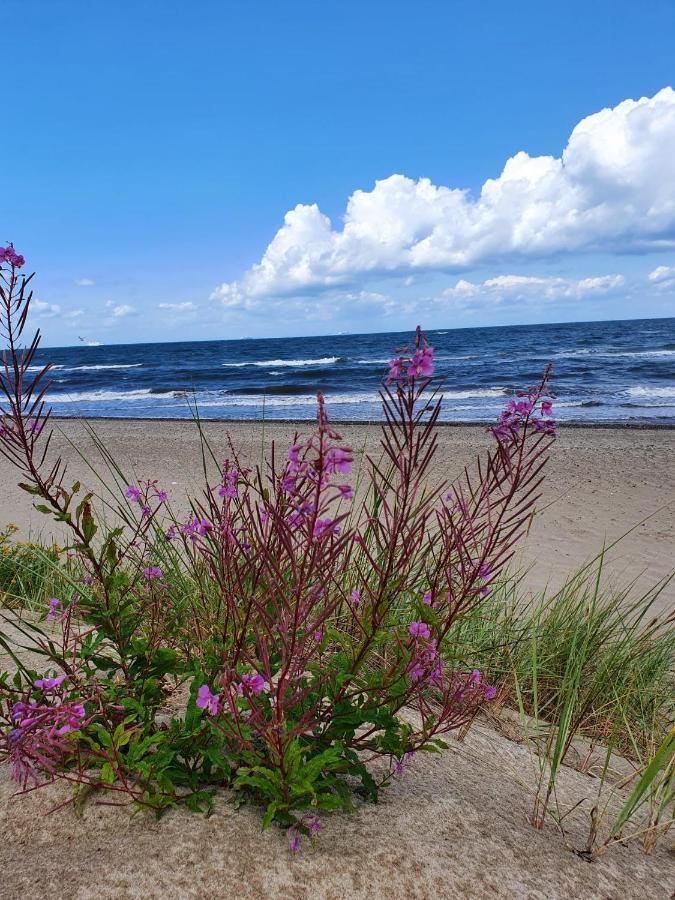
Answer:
180;515;213;540
490;391;556;444
387;328;434;384
277;393;354;537
7;680;87;784
217;465;239;499
196;670;267;716
407;622;443;686
0;244;24;269
124;481;167;517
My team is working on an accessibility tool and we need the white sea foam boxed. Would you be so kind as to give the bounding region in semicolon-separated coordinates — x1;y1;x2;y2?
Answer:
253;357;341;367
222;357;341;368
625;386;675;399
70;363;143;371
192;387;507;408
556;348;675;360
612;350;675;358
28;363;142;373
48;389;159;403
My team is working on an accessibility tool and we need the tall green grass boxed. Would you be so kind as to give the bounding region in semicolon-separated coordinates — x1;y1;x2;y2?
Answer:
446;560;674;761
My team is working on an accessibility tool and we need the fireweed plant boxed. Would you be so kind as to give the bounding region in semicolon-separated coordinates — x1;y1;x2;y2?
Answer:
0;248;557;847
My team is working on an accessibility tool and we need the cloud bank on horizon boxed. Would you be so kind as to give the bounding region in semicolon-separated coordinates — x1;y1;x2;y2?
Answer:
211;88;675;326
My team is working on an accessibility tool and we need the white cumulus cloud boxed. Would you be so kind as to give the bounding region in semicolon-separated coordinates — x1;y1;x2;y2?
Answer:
32;299;61;318
75;277;95;287
440;273;625;307
158;301;196;311
213;88;675;308
648;265;675;287
109;303;136;318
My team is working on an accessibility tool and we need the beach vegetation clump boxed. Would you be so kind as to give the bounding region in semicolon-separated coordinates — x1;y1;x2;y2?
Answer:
2;243;634;850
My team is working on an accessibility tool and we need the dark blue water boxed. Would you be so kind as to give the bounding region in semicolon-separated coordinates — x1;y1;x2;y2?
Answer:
33;318;675;424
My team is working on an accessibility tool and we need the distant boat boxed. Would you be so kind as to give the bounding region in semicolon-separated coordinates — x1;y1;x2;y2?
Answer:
78;336;102;346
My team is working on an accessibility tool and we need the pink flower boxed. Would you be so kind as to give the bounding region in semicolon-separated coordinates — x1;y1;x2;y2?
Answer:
1;244;25;268
196;684;219;715
314;629;323;642
218;470;238;498
307;816;321;837
34;674;66;690
281;473;296;492
337;484;353;500
428;658;444;687
387;358;404;382
156;489;168;503
239;672;266;694
422;591;433;606
409;662;425;681
143;566;163;581
56;703;86;735
407;346;434;379
484;685;497;701
394;751;414;776
408;621;431;640
288;443;303;473
289;834;300;853
46;597;61;622
125;485;142;502
313;518;340;538
350;589;360;604
541;399;553;416
534;418;557;435
325;447;352;475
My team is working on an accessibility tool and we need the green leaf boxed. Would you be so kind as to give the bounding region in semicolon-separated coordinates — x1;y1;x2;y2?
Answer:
81;502;98;543
261;801;277;830
100;762;116;784
18;482;43;496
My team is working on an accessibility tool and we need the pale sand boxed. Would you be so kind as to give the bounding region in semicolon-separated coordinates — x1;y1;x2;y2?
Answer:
1;423;674;898
1;419;673;615
0;623;673;900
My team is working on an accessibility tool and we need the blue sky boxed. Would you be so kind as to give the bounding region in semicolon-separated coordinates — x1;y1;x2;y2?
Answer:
4;0;675;345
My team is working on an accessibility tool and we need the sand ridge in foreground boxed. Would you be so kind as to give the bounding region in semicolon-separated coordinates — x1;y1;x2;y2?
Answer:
0;713;672;899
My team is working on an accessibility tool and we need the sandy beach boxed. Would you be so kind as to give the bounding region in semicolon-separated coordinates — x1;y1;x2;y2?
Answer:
1;419;673;616
2;419;674;898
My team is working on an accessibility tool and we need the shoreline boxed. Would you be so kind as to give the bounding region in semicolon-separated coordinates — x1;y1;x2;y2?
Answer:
46;415;675;430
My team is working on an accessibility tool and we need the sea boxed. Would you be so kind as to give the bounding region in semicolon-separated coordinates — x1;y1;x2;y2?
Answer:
31;317;675;425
